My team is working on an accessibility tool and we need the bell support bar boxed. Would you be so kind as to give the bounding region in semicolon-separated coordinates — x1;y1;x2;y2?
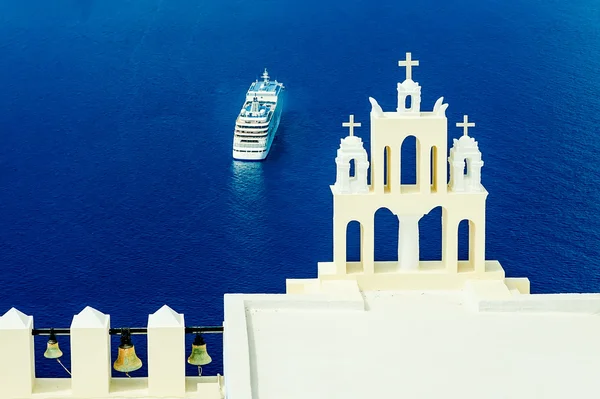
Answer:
31;326;224;336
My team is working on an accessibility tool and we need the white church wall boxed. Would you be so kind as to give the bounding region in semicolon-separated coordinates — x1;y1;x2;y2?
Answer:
330;189;489;277
370;116;448;195
227;285;600;399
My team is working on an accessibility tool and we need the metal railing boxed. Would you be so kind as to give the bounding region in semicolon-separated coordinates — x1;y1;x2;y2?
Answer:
32;326;224;335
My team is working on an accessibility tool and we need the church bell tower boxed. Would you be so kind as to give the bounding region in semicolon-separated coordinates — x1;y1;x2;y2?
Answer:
288;52;509;293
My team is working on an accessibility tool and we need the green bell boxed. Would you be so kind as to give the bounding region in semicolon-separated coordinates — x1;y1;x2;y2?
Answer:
187;334;212;366
44;329;63;359
113;329;142;374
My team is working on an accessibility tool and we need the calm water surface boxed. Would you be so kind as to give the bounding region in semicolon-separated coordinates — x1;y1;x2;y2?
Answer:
1;0;600;376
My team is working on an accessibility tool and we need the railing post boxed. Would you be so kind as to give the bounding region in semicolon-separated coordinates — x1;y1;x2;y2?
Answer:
71;306;111;397
0;308;34;398
148;305;186;397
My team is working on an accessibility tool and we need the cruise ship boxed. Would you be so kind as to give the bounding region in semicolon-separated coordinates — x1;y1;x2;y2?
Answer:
232;69;284;161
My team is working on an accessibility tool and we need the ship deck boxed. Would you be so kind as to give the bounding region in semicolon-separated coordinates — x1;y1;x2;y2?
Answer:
242;101;272;115
248;80;282;94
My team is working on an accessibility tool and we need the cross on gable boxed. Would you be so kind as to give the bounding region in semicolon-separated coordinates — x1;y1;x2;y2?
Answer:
398;52;419;81
456;115;475;136
342;114;361;136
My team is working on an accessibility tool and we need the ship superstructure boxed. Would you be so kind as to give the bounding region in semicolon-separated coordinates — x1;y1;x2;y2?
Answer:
232;69;284;161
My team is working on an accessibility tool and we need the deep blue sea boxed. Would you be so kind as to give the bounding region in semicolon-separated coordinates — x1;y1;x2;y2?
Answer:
1;0;600;377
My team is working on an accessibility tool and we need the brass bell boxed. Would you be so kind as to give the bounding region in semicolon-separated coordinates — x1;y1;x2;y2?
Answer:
113;329;142;374
44;328;63;359
187;334;212;366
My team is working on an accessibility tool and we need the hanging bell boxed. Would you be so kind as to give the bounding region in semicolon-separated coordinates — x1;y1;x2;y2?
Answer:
187;334;212;366
113;329;142;373
44;328;63;359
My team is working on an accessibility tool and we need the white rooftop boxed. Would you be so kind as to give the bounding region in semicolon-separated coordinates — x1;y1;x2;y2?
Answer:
220;52;600;399
224;283;600;399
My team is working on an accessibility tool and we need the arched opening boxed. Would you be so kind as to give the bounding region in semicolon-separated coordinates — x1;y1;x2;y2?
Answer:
458;219;475;272
463;158;469;177
400;136;417;186
383;146;391;191
349;159;356;178
419;206;442;261
405;95;412;109
346;220;363;273
374;207;398;264
430;146;438;192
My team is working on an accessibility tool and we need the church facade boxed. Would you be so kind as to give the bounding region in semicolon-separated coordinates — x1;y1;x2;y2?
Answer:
288;52;524;293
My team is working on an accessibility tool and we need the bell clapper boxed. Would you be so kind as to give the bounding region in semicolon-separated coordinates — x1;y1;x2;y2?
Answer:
126;372;132;378
198;366;202;376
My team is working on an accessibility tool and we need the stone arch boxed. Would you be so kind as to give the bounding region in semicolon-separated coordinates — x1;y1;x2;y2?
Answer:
459;155;478;180
457;218;476;272
337;155;360;177
419;206;443;261
459;153;482;192
400;135;420;186
346;220;362;263
374;207;398;262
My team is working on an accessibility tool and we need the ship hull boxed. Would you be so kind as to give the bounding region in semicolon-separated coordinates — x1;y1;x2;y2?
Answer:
232;148;269;161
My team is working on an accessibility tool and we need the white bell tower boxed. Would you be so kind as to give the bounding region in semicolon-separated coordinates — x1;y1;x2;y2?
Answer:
397;52;421;114
287;52;509;294
448;115;484;192
334;115;369;194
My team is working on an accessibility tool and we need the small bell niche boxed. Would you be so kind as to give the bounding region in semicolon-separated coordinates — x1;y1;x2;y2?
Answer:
396;79;422;114
448;135;484;192
334;135;369;194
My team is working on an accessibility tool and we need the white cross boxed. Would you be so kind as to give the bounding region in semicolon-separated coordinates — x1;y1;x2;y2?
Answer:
342;114;361;136
456;115;475;136
398;52;419;81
